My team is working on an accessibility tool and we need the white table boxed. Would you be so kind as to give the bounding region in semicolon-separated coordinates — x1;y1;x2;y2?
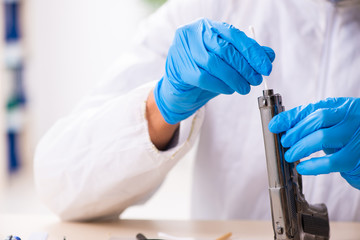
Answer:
1;214;359;240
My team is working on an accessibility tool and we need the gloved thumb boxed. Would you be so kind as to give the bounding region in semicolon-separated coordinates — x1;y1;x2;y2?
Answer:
262;46;276;63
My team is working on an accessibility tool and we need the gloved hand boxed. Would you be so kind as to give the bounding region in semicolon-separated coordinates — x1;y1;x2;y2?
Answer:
154;18;275;124
269;97;360;189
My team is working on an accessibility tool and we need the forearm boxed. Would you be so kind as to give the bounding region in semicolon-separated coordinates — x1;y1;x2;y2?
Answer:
146;89;180;150
35;84;179;221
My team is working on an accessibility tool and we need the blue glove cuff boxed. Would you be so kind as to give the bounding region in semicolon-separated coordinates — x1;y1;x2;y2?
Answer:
154;78;191;125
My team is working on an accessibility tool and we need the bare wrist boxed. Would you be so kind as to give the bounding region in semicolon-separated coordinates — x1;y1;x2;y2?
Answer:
146;89;180;150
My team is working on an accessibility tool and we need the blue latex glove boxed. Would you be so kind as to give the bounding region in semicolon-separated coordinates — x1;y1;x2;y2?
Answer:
269;97;360;189
154;18;275;124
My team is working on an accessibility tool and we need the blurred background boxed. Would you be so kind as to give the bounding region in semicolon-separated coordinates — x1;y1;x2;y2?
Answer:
0;0;196;220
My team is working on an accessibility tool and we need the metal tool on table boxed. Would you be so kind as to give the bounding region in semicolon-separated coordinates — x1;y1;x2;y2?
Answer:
258;89;330;240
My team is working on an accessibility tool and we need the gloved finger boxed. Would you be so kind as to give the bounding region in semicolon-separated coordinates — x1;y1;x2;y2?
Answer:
284;128;345;163
194;51;251;95
296;156;332;175
336;127;360;172
281;108;346;148
297;141;360;175
209;20;274;76
203;33;263;86
169;33;236;95
184;22;250;94
262;46;276;62
269;97;348;134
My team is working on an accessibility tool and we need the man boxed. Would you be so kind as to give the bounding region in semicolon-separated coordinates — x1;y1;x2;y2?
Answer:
34;0;360;221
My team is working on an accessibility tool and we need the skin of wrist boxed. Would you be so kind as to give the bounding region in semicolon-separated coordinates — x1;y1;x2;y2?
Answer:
146;89;179;150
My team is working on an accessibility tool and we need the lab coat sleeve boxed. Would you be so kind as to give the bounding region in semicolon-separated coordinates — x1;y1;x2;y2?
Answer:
33;0;227;221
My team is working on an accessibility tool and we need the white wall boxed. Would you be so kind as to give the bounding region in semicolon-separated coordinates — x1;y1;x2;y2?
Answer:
24;0;151;144
20;0;195;220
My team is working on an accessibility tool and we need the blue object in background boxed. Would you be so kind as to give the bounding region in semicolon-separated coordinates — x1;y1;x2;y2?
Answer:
4;0;21;42
6;131;18;172
3;0;25;173
6;66;25;172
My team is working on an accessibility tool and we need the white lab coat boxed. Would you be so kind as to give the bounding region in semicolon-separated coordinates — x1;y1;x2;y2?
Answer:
34;0;360;221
